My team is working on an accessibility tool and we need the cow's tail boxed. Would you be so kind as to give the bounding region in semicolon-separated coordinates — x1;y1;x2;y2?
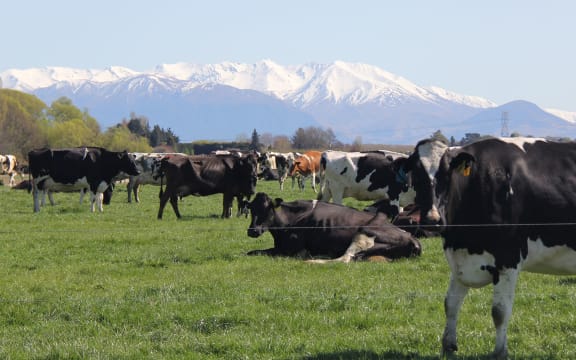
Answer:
159;173;164;198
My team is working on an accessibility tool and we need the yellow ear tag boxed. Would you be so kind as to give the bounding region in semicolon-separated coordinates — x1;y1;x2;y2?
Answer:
456;162;471;176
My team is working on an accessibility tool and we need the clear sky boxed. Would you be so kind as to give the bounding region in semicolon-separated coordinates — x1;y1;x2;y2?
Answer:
1;0;574;111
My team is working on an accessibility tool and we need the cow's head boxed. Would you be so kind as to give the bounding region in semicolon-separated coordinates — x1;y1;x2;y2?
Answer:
247;192;281;237
401;139;449;227
434;150;476;229
237;154;258;196
117;150;140;176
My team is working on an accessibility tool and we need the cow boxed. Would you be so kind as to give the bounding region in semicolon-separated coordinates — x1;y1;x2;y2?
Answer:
289;150;322;192
28;147;139;213
156;153;258;219
0;154;19;187
259;152;300;190
404;137;576;359
245;192;422;262
37;180;114;207
126;152;187;203
318;150;411;218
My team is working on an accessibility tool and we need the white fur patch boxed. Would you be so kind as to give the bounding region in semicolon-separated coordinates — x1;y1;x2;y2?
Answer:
522;237;576;274
498;137;546;152
444;248;494;288
417;141;449;181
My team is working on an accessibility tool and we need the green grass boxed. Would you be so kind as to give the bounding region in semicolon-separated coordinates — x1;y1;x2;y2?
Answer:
0;180;575;359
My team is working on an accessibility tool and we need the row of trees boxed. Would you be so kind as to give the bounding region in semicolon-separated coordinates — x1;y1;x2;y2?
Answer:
6;88;528;164
0;89;352;162
0;90;179;161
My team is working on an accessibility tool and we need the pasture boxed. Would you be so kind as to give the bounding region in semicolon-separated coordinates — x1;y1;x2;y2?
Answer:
0;180;575;359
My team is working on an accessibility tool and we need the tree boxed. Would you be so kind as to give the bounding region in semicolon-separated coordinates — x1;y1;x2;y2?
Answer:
0;89;47;158
431;130;449;145
101;126;152;152
350;136;363;152
291;126;340;149
126;114;150;138
272;135;291;151
249;129;262;152
44;97;101;147
259;132;274;150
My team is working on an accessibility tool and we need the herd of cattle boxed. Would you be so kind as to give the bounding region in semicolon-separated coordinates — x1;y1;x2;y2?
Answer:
3;136;576;358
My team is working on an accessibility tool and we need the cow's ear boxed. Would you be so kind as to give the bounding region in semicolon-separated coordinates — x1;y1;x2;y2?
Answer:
273;198;283;208
449;152;475;177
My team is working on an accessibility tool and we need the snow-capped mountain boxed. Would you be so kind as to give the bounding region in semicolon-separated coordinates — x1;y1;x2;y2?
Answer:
1;60;574;144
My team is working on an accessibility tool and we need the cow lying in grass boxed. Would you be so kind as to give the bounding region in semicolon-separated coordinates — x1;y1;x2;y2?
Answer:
246;192;421;263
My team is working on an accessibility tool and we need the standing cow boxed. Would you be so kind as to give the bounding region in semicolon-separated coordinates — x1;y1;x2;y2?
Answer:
246;192;421;262
0;154;19;187
318;150;411;218
259;152;300;190
156;153;258;219
28;147;139;212
126;152;187;203
404;137;576;359
289;150;322;192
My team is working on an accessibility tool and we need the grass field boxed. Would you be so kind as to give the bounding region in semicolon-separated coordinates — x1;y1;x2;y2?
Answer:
1;179;576;359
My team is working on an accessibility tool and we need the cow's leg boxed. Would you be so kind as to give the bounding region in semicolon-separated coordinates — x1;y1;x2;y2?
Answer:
331;191;344;205
47;191;55;205
33;182;41;212
491;268;519;360
158;190;180;219
222;194;233;218
90;192;104;212
126;182;133;203
79;189;86;204
134;183;141;203
169;194;181;218
311;172;317;193
441;275;469;356
40;190;47;206
236;195;249;217
157;191;170;219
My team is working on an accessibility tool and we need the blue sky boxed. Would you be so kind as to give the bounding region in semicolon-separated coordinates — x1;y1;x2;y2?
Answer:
2;0;574;111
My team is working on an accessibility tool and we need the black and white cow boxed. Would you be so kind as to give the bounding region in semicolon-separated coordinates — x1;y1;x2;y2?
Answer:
246;192;422;262
404;137;576;359
259;152;300;190
126;152;187;203
156;153;258;219
28;147;139;212
318;150;411;218
37;180;114;207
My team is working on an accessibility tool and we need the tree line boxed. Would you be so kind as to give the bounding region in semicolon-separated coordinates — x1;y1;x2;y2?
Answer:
0;89;354;163
7;88;540;165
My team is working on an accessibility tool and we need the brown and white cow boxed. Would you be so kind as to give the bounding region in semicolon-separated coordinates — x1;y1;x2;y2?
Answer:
246;192;421;262
289;150;322;192
0;154;19;187
156;153;258;219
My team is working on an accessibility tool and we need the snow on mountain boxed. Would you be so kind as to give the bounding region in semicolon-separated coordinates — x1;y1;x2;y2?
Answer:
546;108;576;123
1;60;574;144
1;66;138;91
427;86;496;108
1;60;495;110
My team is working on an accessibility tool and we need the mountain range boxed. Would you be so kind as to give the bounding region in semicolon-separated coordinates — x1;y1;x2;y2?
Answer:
1;60;575;144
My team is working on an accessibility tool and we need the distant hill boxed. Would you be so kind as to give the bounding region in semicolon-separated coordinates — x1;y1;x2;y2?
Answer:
2;60;575;144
